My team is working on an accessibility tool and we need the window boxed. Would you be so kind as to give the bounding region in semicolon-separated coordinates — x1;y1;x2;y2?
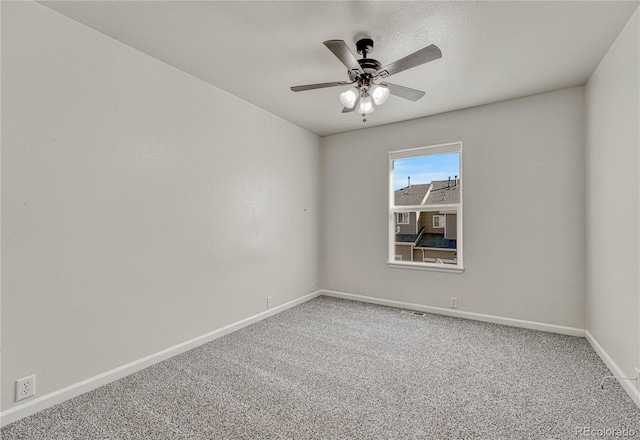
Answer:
388;142;463;272
397;212;410;225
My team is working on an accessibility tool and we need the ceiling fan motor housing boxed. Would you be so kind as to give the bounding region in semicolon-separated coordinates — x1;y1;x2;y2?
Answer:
348;57;382;82
351;38;381;81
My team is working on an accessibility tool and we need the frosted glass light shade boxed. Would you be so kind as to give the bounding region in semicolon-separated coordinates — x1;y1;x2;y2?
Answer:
357;96;374;114
339;88;359;108
371;85;390;105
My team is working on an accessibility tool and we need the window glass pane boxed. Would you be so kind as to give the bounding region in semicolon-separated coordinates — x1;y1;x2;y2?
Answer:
397;213;410;225
394;210;458;264
390;146;462;269
393;152;460;195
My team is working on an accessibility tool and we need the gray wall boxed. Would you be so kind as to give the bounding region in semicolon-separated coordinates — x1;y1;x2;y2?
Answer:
321;87;585;328
394;245;412;262
1;2;320;411
396;212;418;235
419;211;450;235
585;8;639;384
445;213;457;240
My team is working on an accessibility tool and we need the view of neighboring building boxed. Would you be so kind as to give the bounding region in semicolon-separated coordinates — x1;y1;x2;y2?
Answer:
394;178;459;264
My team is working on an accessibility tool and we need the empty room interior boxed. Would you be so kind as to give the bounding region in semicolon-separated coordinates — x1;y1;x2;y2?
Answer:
2;1;640;438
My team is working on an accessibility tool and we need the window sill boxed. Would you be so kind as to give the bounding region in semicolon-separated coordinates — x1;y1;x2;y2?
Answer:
387;261;464;274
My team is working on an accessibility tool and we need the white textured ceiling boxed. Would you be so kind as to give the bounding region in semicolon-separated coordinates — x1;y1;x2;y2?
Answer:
40;1;638;137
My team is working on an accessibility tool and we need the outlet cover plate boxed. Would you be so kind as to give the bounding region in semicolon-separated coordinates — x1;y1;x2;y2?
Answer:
16;375;36;402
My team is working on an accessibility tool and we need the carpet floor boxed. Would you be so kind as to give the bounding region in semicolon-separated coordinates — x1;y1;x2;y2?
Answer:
2;296;639;439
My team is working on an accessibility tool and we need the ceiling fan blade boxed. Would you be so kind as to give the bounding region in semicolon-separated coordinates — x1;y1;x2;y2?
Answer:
323;40;364;74
377;44;442;78
380;82;426;102
291;81;352;92
342;94;361;113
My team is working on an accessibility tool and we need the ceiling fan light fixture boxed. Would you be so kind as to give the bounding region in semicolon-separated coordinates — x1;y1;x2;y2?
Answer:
339;87;359;108
358;96;374;114
291;38;440;122
371;84;390;105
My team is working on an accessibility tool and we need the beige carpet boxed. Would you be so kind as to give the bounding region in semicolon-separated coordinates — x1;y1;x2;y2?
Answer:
2;296;639;439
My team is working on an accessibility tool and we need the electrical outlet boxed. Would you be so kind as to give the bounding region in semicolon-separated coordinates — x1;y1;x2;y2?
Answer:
267;296;273;308
16;375;36;402
450;297;458;309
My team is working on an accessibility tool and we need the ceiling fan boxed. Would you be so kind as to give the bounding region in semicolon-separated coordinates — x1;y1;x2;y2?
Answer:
291;38;442;122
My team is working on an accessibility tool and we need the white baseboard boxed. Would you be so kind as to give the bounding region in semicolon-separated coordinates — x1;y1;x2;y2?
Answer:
320;290;585;337
585;331;640;408
0;290;322;428
4;289;637;426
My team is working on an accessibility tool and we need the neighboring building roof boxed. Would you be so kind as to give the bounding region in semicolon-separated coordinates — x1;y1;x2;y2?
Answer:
395;233;419;243
425;180;460;205
396;229;457;249
416;233;457;249
394;183;430;206
394;180;460;206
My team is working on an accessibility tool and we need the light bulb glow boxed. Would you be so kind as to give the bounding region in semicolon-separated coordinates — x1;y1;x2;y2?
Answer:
339;88;359;108
358;97;374;114
371;85;390;105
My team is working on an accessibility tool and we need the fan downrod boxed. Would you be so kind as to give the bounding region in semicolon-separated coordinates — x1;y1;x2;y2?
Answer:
356;38;374;57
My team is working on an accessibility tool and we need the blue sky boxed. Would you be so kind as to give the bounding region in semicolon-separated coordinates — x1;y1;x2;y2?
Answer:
393;153;460;190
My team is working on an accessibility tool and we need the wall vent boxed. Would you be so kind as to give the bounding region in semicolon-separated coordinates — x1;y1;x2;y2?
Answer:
401;309;426;317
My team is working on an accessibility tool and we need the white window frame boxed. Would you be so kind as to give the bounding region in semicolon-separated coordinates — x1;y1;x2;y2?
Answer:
388;142;463;273
397;212;410;225
433;215;445;228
